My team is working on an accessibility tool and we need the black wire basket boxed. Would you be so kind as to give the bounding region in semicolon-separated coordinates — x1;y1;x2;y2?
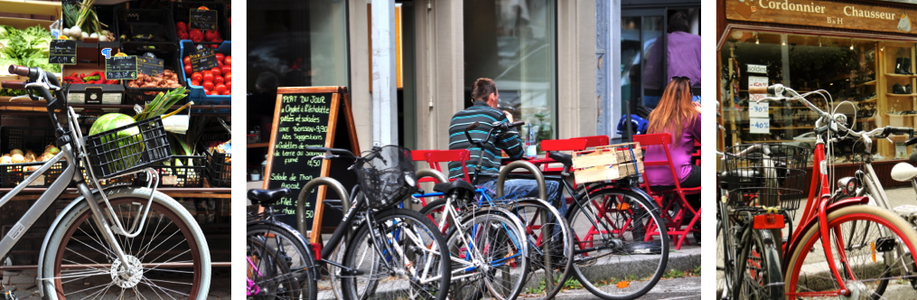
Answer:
356;145;417;210
722;144;808;214
85;117;172;179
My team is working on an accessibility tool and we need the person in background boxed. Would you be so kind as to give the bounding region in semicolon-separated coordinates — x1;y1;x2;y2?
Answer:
447;78;562;212
643;11;701;108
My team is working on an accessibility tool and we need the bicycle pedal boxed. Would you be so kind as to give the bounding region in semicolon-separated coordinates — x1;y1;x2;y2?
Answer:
2;290;15;300
876;236;897;252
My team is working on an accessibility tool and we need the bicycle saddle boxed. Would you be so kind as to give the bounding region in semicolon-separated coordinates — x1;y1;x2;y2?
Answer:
248;188;291;205
548;152;573;167
891;163;917;182
433;180;475;194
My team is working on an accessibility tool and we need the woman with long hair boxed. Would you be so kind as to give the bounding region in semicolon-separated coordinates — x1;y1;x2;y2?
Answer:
644;76;702;188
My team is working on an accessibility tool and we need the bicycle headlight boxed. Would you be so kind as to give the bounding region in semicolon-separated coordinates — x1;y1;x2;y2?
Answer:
837;177;859;195
404;174;416;187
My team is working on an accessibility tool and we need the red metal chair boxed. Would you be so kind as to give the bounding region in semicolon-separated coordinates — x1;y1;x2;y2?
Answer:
410;149;472;184
633;133;701;250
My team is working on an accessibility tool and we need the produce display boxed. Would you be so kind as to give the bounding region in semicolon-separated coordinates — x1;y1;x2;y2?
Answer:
62;0;115;42
0;25;60;96
126;70;183;93
175;20;224;48
63;71;119;84
0;145;61;171
183;53;231;95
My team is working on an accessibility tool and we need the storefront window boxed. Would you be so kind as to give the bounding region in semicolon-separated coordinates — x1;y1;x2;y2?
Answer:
720;30;914;162
464;0;556;142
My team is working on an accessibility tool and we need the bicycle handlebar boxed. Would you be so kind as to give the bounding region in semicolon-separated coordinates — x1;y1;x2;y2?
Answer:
1;80;26;90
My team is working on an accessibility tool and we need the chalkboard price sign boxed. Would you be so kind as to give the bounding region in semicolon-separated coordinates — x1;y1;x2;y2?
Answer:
189;9;218;31
106;56;138;80
136;57;164;76
264;86;359;231
49;40;76;65
189;48;218;73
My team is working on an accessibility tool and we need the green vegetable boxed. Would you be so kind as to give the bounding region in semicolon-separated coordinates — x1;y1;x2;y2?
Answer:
135;87;190;121
0;25;60;96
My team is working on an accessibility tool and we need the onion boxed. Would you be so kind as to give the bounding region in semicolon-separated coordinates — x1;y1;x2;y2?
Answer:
10;149;23;156
89;32;98;38
70;25;81;37
10;154;24;164
0;156;10;164
62;28;70;37
98;35;108;42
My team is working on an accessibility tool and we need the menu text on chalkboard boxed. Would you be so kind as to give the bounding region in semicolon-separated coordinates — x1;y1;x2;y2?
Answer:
189;9;218;31
49;40;77;65
136;57;164;76
266;92;336;223
189;48;218;73
106;56;138;80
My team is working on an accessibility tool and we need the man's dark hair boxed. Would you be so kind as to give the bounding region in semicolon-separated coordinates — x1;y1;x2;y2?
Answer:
668;11;690;33
256;72;279;94
471;78;497;101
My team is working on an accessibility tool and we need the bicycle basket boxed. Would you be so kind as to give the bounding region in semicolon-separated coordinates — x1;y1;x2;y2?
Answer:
723;144;808;214
85;117;172;179
356;145;417;209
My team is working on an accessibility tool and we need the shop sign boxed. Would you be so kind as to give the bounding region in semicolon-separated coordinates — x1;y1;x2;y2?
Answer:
726;0;916;34
747;64;767;74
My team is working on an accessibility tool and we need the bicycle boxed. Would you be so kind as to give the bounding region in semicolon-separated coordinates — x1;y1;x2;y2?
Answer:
414;121;573;299
247;188;318;300
749;84;917;299
247;235;302;300
297;145;451;300
0;64;211;299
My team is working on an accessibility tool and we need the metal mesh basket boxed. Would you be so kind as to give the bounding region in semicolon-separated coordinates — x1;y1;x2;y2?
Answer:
723;144;808;213
356;145;417;210
85;117;171;179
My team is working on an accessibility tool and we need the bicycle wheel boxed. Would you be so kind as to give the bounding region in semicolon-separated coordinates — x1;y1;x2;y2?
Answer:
785;205;917;299
247;222;318;300
735;228;783;300
40;187;211;300
247;236;301;300
340;208;450;300
507;197;574;299
566;187;669;300
717;200;735;300
445;210;530;300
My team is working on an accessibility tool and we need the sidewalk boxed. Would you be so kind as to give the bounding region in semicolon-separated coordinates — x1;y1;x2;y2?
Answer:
0;267;232;300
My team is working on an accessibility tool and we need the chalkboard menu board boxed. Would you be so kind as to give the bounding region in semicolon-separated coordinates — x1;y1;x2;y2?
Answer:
49;40;76;65
189;9;218;30
189;48;218;73
136;57;164;76
106;56;138;80
264;86;360;231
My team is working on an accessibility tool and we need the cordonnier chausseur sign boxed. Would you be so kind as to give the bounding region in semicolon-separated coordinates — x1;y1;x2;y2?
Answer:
726;0;915;34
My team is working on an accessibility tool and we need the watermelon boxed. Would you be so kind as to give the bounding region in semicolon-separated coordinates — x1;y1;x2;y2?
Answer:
89;113;144;172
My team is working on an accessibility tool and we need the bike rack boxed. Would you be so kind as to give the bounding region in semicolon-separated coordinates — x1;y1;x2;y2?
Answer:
496;160;547;200
416;168;449;184
297;177;351;244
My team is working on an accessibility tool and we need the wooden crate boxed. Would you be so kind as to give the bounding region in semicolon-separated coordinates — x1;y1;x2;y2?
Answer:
572;143;643;183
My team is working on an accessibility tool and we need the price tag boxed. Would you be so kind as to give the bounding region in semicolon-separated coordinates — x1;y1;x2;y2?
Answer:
749;101;769;118
49;40;77;65
106;56;138;80
749;118;770;134
136;57;164;76
189;48;218;73
189;8;219;31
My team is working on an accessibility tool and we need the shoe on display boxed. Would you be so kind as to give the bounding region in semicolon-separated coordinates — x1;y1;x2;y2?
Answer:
904;58;914;75
897;57;906;74
893;83;906;94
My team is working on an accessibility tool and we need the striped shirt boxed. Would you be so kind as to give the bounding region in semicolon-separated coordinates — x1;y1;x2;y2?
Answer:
448;101;523;182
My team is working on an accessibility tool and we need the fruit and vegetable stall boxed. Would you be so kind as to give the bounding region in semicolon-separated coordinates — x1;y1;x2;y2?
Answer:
0;0;231;267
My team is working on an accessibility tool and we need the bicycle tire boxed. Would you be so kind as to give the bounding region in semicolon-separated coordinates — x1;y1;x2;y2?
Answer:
40;187;211;300
508;197;574;300
247;236;301;300
734;228;784;300
444;209;530;300
340;208;450;300
565;187;669;300
785;205;917;299
717;199;736;300
247;222;318;300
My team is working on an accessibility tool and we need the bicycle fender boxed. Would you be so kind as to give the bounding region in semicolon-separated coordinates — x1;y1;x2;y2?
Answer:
783;196;869;270
246;219;319;277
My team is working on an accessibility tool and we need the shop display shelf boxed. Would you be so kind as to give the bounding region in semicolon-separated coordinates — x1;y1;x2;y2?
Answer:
178;40;231;111
172;1;230;47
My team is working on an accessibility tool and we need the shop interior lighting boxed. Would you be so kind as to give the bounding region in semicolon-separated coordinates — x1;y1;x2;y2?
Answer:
755;33;760;45
850;40;854;50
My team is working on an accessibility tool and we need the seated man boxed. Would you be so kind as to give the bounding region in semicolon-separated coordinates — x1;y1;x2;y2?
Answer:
447;78;562;213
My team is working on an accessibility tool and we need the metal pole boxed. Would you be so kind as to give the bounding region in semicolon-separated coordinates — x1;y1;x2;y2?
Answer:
372;0;398;145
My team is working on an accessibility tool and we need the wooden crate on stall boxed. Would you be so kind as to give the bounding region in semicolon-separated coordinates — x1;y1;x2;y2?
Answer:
572;143;643;183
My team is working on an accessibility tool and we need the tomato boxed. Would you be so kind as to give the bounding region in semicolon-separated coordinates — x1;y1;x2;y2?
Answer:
183;56;191;66
225;81;231;91
215;53;224;63
214;84;226;94
210;91;220;96
222;90;231;95
202;71;214;82
184;64;192;75
221;65;231;75
214;76;224;84
191;80;200;86
217;60;223;67
224;56;231;66
202;81;214;91
224;72;231;83
210;67;221;77
191;72;202;82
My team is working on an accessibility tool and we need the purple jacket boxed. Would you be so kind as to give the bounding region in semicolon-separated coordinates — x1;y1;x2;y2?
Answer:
644;114;701;186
